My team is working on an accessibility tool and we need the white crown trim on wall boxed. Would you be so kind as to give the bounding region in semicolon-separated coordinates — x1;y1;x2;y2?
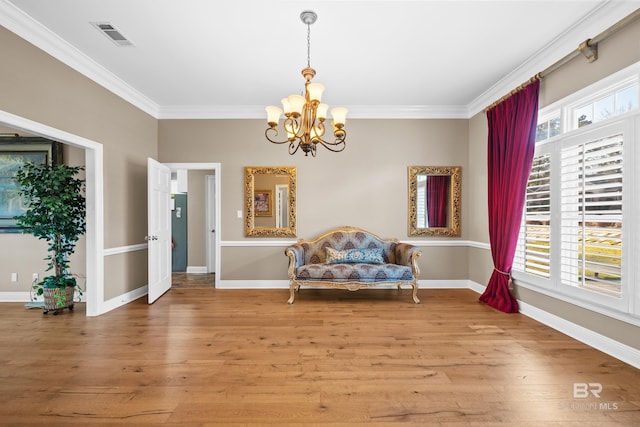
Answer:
0;0;159;118
467;1;640;116
156;104;471;120
2;0;639;120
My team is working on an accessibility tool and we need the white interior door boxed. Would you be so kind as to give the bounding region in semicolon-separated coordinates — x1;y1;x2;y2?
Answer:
206;175;216;273
147;158;172;303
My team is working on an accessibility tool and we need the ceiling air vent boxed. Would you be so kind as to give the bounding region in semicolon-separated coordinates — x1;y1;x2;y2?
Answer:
91;22;133;46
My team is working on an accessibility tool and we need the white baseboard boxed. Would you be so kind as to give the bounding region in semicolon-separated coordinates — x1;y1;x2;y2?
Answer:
419;279;475;289
100;286;147;314
216;280;289;289
0;292;31;302
0;290;87;303
215;280;470;290
517;300;640;369
465;280;640;369
186;266;207;274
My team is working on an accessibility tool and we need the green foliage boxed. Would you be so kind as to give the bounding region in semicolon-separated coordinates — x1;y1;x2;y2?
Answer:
33;276;79;307
14;162;86;303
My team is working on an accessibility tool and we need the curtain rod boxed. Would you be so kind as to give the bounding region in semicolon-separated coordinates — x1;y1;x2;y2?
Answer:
485;7;640;112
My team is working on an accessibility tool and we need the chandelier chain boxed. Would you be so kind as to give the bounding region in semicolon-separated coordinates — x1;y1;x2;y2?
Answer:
306;23;311;68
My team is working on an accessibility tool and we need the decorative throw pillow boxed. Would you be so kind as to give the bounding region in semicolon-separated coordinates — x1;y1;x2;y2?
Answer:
326;247;385;264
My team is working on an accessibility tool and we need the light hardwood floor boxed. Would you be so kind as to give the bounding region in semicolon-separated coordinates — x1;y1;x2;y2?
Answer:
0;288;638;426
172;272;215;288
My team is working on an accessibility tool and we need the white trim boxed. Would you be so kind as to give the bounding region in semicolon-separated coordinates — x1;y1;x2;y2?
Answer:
518;300;640;369
157;104;471;120
216;280;289;289
206;175;216;274
467;240;492;250
0;109;104;317
420;279;475;289
0;0;158;118
215;279;468;290
0;292;32;302
101;285;147;314
221;239;492;248
512;274;640;327
467;1;640;117
0;290;86;303
104;243;148;256
186;266;207;274
466;281;640;369
514;113;640;323
222;240;298;247
3;0;635;121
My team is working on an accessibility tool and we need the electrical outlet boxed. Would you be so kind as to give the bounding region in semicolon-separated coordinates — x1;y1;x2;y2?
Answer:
237;210;243;218
11;273;18;282
32;273;39;281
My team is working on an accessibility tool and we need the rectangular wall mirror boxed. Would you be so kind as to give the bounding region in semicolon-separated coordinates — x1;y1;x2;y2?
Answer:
244;166;296;237
408;166;461;237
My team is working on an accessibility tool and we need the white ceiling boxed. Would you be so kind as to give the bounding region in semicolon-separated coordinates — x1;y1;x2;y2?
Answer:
1;0;639;119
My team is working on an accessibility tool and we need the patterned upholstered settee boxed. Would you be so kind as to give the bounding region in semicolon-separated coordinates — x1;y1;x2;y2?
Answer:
285;226;422;304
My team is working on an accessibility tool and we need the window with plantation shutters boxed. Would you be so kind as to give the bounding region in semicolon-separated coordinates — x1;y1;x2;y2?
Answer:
560;133;623;297
512;63;640;318
514;154;551;278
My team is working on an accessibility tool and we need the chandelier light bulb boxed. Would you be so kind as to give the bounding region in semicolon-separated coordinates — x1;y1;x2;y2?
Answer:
307;83;325;103
316;103;329;121
265;106;283;126
330;107;348;127
281;98;291;114
287;94;306;116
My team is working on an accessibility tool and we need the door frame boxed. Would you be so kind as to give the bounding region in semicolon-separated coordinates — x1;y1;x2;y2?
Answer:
0;109;103;316
164;163;221;277
206;174;216;274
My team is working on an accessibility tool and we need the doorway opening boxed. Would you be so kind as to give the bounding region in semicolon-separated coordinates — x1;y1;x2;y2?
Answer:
1;109;103;316
163;163;220;292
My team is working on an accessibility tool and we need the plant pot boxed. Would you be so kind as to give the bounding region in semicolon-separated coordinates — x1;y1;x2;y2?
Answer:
43;286;75;315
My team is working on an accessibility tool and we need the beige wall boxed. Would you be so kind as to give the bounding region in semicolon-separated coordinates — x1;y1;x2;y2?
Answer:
0;26;156;300
467;18;640;350
0;13;637;352
158;118;469;281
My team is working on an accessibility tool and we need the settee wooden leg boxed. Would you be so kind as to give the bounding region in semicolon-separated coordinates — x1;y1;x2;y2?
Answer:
288;284;296;305
412;284;420;304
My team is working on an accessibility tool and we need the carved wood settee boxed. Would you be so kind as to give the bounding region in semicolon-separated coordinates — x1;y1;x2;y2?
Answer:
284;226;422;304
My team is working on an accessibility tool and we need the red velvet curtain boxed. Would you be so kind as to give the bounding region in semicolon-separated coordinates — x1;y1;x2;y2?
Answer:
426;176;449;227
479;79;540;313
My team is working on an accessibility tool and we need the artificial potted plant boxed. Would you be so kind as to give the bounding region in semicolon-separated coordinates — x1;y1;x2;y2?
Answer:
14;162;86;314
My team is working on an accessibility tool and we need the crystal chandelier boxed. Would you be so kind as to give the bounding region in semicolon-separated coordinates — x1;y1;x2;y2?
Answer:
265;10;348;157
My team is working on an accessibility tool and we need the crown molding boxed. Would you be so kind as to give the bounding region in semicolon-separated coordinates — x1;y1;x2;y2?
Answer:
0;0;159;118
467;1;640;117
2;0;638;121
157;104;470;120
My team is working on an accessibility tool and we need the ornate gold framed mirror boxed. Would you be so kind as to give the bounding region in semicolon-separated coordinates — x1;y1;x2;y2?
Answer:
408;166;461;237
244;166;296;237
